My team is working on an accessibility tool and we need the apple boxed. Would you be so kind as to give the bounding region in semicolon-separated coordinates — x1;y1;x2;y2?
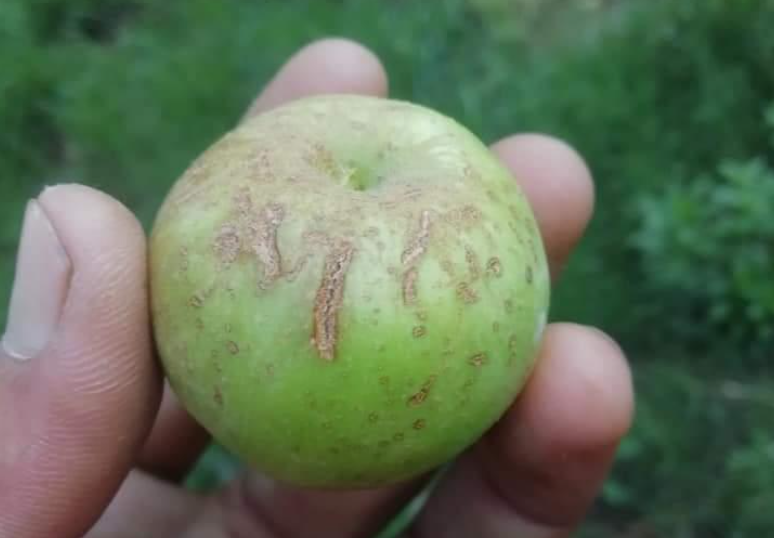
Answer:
149;95;550;488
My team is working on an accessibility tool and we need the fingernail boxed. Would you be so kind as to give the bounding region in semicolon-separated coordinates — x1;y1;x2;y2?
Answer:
2;200;72;360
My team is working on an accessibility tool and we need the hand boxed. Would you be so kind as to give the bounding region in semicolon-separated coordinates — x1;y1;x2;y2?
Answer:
0;39;634;538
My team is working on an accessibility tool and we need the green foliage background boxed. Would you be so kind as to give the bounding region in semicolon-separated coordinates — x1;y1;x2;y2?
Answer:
1;0;773;535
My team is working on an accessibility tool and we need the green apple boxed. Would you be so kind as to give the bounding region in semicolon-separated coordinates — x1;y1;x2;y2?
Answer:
149;94;550;488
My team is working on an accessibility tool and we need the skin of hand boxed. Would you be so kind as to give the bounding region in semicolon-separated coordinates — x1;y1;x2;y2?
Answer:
0;38;634;538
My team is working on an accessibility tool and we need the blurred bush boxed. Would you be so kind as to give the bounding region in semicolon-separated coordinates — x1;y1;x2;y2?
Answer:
633;115;774;362
499;0;774;361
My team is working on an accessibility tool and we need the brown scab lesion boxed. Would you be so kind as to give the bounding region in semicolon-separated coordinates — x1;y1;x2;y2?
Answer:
408;375;437;406
307;142;339;178
213;190;287;290
525;265;534;284
251;204;286;289
178;247;190;272
213;385;224;406
443;204;483;230
469;353;487;367
486;257;502;277
226;341;239;355
413;419;426;430
464;245;481;280
402;267;419;305
188;285;215;309
213;223;241;265
311;240;355;361
401;210;434;306
456;282;479;304
412;325;427;338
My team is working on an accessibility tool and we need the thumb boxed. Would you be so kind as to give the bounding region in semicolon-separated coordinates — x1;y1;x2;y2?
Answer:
0;184;162;538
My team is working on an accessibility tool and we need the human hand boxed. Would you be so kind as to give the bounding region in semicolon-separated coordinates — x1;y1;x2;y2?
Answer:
0;39;634;538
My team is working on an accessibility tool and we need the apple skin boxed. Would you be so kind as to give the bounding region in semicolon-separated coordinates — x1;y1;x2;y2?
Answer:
149;95;550;488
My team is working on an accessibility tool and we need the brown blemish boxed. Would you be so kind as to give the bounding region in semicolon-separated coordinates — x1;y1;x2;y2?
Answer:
189;294;204;308
408;376;437;406
465;245;481;280
416;311;428;322
216;190;286;289
307;143;339;178
368;413;379;423
179;247;190;272
469;353;487;367
251;204;286;289
402;267;419;305
312;240;355;361
401;210;433;306
504;299;514;313
456;282;479;304
526;265;534;284
412;325;427;338
408;388;428;406
379;376;390;386
402;210;433;267
443;205;483;230
486;257;502;277
213;223;241;265
226;341;239;355
213;386;223;406
379;186;424;210
413;419;426;430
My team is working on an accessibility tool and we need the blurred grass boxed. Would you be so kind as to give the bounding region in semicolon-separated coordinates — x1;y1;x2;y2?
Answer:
2;0;773;536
